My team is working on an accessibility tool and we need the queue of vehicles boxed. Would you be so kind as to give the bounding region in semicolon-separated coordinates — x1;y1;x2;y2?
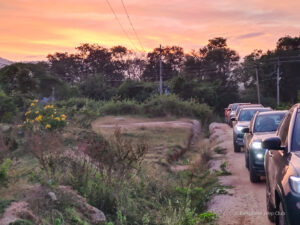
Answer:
224;102;300;225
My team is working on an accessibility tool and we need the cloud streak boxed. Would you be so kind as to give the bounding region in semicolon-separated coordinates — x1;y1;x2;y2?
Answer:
0;0;300;60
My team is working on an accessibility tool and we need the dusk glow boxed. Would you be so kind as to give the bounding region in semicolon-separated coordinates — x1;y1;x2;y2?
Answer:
1;0;300;61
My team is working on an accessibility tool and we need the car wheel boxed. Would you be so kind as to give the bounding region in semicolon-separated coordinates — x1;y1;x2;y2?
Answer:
276;201;287;225
249;160;260;183
234;142;240;153
266;189;276;222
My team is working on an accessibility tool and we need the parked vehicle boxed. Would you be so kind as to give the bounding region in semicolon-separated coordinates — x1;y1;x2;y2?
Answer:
224;104;233;124
263;104;300;225
232;107;271;152
227;103;251;126
243;110;287;183
231;104;263;127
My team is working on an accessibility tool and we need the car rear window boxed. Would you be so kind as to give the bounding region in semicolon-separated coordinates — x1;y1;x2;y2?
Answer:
238;108;270;121
253;113;285;132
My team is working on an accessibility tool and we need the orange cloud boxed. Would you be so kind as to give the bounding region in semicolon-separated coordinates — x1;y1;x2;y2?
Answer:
0;0;300;61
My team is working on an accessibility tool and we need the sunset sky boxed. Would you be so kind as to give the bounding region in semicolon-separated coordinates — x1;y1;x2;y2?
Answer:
1;0;300;61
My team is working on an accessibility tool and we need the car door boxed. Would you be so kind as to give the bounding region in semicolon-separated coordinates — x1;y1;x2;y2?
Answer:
245;115;255;153
267;110;292;204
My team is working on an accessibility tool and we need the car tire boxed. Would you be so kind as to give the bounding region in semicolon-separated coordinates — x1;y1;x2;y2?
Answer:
266;189;276;222
249;160;260;183
234;142;240;153
276;201;287;225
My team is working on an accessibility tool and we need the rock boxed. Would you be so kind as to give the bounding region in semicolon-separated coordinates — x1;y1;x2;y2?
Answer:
0;124;11;132
0;201;39;225
48;192;57;201
89;206;106;225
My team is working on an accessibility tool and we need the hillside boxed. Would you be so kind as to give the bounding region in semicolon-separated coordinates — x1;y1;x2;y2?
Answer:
0;57;13;68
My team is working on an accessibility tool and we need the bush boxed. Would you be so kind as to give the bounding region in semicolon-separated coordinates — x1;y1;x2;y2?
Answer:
143;95;213;124
100;100;141;115
0;158;12;186
0;90;17;123
24;100;67;131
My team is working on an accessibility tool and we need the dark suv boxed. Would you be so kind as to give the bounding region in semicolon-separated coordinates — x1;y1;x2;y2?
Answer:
263;104;300;225
232;107;271;152
243;110;287;183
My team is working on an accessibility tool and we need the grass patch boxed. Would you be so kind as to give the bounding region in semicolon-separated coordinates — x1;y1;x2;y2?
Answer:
215;161;232;176
213;146;227;155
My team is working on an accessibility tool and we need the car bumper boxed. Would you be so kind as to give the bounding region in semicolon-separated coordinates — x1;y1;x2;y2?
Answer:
250;149;266;176
234;133;245;146
283;193;300;225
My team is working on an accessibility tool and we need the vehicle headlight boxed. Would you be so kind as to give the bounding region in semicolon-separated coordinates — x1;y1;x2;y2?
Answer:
236;126;244;132
255;153;264;159
290;176;300;193
252;142;262;149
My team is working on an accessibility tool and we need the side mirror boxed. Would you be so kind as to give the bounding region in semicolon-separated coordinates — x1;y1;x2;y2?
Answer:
241;127;250;133
231;117;236;121
262;137;282;150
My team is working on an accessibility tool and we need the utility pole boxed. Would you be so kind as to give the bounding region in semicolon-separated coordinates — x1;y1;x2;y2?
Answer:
159;44;163;95
255;65;261;104
276;57;280;106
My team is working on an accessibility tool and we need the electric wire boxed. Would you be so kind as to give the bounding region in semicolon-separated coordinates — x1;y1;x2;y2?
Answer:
105;0;139;52
120;0;145;52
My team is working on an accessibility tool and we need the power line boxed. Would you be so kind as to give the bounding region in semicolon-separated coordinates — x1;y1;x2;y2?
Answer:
120;0;145;52
105;0;139;51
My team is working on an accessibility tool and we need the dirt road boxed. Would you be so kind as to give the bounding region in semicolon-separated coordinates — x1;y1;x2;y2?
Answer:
208;123;273;225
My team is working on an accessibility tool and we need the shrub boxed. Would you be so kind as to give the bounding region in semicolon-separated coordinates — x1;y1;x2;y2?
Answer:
0;158;12;186
0;89;17;123
23;100;67;131
25;131;64;182
143;95;213;124
100;100;141;115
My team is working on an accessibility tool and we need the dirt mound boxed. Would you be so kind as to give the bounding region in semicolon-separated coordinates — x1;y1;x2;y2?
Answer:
0;185;106;225
0;201;38;225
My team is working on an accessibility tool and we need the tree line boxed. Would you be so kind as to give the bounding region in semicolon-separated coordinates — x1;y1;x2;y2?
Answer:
0;36;300;115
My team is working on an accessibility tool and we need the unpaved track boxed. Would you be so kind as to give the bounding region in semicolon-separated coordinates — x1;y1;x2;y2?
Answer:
208;123;272;225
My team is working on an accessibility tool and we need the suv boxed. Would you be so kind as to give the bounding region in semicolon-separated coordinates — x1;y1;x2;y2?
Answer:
243;110;287;183
228;103;251;126
231;104;263;127
232;107;271;152
263;104;300;225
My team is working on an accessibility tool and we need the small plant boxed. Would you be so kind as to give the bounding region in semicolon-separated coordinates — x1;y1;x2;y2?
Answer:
214;146;226;154
198;211;218;223
25;131;63;183
0;199;14;214
0;158;12;186
215;161;232;176
9;219;34;225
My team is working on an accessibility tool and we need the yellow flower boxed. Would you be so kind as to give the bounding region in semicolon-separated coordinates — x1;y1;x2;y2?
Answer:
55;117;61;121
33;99;38;103
35;115;43;122
35;111;39;114
30;103;35;107
25;110;31;116
45;124;51;129
61;114;66;121
44;105;54;109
